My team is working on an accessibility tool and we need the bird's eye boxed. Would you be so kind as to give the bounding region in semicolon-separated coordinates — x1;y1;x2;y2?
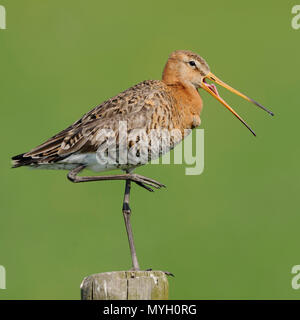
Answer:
188;61;196;67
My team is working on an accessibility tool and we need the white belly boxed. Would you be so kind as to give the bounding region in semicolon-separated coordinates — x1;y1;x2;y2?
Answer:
58;153;122;172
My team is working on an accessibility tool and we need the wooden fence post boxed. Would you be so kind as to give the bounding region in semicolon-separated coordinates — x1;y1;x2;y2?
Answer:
80;270;169;300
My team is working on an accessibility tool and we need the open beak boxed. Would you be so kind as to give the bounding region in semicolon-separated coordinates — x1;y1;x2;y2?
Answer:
201;72;274;136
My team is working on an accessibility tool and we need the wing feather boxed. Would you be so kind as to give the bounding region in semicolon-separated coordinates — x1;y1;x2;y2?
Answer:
12;80;175;167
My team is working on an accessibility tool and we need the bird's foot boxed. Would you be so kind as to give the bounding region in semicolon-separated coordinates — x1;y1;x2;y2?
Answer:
146;268;175;277
128;173;166;192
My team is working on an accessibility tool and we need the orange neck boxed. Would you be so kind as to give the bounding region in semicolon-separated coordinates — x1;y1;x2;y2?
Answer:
162;60;203;129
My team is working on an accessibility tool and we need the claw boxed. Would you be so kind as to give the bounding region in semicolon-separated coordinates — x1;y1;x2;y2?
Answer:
163;271;175;277
129;173;166;190
138;175;166;188
134;181;154;192
145;268;175;277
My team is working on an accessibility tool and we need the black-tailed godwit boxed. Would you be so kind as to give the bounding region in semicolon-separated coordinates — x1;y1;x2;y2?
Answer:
12;50;273;270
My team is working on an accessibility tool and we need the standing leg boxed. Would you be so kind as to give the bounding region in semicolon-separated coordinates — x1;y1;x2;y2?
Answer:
67;165;166;271
122;179;140;271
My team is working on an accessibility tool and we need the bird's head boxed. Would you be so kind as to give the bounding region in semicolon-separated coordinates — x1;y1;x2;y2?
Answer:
163;50;210;89
163;50;274;136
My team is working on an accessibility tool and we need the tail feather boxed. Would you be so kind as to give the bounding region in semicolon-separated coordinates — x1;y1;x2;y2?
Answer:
12;135;66;168
11;153;35;168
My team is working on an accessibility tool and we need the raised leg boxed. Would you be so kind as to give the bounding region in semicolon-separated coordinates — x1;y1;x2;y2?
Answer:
67;165;166;191
122;179;140;270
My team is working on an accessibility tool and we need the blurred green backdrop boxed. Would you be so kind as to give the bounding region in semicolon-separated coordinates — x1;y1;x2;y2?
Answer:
0;0;299;299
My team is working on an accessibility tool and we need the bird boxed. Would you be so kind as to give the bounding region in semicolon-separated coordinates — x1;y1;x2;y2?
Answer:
11;50;273;271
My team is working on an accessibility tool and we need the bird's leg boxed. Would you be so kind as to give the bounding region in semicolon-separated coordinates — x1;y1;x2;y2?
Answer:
122;179;140;270
67;165;168;272
67;165;166;191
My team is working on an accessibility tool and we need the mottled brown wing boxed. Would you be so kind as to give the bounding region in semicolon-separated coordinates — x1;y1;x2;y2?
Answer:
12;80;175;167
57;80;175;156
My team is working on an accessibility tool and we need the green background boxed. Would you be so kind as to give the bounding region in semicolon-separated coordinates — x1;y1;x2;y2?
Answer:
0;0;299;299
